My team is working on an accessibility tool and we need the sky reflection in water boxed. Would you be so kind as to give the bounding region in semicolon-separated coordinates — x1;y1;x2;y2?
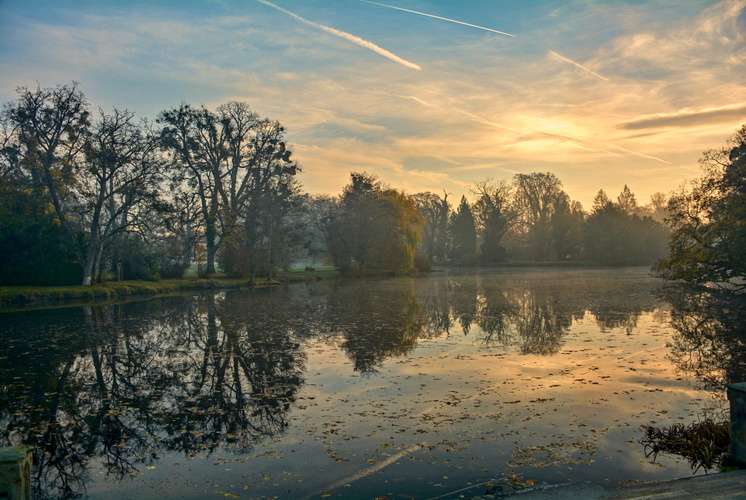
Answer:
1;267;741;499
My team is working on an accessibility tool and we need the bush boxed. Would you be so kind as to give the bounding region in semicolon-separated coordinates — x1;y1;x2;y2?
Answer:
110;236;158;281
0;183;83;285
156;237;189;279
413;252;431;272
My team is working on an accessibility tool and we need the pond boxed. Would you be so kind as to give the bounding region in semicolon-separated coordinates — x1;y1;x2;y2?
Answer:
2;267;744;499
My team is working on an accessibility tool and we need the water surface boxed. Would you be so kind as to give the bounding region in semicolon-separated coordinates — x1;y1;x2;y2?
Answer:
1;267;742;499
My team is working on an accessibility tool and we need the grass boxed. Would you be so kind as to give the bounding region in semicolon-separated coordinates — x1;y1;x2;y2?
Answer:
0;268;340;309
640;418;731;473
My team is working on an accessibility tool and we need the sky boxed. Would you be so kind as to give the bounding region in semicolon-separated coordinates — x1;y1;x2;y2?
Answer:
1;0;745;209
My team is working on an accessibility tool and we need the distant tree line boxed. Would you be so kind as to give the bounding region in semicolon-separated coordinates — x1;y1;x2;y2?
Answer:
407;172;670;268
1;82;742;286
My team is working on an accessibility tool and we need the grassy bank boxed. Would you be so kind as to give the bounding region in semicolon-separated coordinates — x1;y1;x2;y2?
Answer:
0;268;339;309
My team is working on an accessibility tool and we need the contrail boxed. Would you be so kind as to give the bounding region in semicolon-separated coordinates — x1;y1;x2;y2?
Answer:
257;0;421;70
548;50;609;82
534;129;669;163
385;90;668;165
607;144;670;164
362;0;516;37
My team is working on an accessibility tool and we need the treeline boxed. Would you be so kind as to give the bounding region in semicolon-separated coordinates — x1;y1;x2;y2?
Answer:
0;82;689;286
311;171;670;275
410;174;669;268
1;83;303;285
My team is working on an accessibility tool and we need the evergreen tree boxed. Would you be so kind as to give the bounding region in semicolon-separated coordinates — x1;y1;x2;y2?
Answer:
449;196;477;260
584;187;668;265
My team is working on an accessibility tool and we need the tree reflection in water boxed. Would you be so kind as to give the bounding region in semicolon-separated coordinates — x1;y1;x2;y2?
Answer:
418;270;658;355
3;270;737;498
0;291;307;499
660;287;746;392
323;281;428;373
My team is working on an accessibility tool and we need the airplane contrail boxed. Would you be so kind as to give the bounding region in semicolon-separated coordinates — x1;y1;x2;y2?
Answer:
607;144;670;164
548;50;609;82
362;0;516;37
257;0;421;70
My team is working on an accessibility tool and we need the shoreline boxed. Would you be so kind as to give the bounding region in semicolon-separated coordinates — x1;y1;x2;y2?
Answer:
0;269;339;311
0;262;661;311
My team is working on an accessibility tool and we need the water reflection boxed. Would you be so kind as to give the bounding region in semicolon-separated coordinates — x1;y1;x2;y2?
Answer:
417;270;657;354
322;281;428;373
1;292;307;499
660;288;746;392
1;270;742;498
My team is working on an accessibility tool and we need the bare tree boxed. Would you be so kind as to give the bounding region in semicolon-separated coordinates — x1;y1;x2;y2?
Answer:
3;83;163;284
158;102;298;275
513;172;565;260
79;108;163;284
472;179;519;262
3;83;90;259
413;191;450;263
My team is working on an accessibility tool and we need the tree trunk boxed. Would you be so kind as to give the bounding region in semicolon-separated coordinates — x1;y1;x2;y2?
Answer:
205;219;217;275
183;218;193;270
267;227;276;281
93;244;106;283
82;206;102;285
206;243;217;275
82;245;97;286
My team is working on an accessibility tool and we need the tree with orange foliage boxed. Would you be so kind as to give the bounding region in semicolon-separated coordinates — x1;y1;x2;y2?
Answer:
326;173;423;274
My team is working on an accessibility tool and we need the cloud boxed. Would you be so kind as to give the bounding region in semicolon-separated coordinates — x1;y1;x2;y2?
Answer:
376;86;671;167
361;0;516;37
446;163;521;175
256;0;421;70
547;50;610;82
620;103;746;130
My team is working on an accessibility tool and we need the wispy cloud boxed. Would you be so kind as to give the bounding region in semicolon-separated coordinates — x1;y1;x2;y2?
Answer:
620;103;746;130
362;0;516;37
257;0;421;70
384;90;670;165
446;163;521;174
453;108;521;134
547;50;610;82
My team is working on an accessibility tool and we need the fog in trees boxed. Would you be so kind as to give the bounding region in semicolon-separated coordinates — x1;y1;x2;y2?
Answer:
512;172;565;261
448;196;477;261
413;191;449;266
471;179;518;262
583;189;669;266
2;81;744;286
